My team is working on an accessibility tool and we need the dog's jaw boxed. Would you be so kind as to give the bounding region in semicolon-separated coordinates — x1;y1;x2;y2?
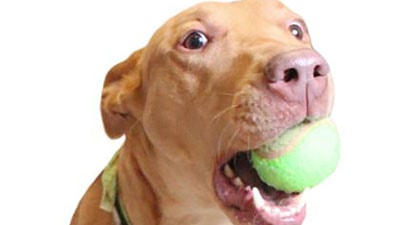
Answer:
118;127;237;225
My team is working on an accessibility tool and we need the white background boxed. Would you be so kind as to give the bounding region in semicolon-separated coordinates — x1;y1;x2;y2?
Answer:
1;0;399;224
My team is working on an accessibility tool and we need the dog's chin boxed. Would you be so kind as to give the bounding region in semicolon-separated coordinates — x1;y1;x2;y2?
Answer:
213;151;306;225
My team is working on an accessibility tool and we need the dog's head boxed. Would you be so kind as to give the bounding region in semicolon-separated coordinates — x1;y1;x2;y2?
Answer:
101;0;334;224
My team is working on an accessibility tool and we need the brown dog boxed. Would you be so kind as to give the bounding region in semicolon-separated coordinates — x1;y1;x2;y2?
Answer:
70;0;334;225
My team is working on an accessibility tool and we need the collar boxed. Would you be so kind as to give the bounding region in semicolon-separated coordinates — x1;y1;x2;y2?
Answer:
115;193;131;225
99;149;132;225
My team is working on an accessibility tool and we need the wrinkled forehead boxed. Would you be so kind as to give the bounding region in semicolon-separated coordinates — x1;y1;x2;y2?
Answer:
173;0;298;30
202;0;294;20
147;0;301;45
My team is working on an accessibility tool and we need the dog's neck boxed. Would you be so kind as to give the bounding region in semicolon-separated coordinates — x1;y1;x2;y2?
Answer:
117;126;232;225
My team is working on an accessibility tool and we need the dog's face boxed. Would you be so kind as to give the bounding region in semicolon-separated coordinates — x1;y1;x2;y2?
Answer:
101;0;334;224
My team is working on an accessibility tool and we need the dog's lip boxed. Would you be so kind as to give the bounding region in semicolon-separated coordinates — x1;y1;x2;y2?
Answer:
213;151;306;225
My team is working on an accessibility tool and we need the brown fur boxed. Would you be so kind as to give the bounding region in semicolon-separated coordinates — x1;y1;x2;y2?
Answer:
71;0;334;225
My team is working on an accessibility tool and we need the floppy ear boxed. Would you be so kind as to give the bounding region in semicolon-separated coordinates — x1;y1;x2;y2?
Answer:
101;49;144;139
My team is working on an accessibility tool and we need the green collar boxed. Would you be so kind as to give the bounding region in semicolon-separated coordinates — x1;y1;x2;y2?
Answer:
100;149;132;225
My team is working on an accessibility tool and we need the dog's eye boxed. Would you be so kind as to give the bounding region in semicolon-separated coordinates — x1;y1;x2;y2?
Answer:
182;31;208;50
289;23;304;40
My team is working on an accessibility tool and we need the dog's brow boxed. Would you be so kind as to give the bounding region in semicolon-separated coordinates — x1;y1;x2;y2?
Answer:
293;18;308;33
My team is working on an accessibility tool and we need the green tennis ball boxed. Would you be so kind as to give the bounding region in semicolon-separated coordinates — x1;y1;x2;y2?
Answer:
251;118;340;193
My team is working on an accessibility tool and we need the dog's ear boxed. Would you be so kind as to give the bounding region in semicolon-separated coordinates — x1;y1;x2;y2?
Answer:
101;49;144;139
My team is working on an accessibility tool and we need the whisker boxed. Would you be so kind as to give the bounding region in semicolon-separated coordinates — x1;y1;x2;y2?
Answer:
246;134;252;160
216;91;246;97
226;128;241;154
216;122;234;160
209;90;247;126
211;90;247;163
247;134;251;151
219;127;240;169
211;104;241;124
127;120;140;133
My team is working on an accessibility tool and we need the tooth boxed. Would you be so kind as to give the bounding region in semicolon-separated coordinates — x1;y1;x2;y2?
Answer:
297;188;309;208
289;207;297;215
224;164;235;178
272;207;280;215
232;177;244;187
263;205;272;213
252;187;265;209
280;210;291;217
297;202;305;213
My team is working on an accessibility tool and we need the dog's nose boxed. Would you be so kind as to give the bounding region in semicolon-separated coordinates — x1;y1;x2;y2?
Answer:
265;49;330;116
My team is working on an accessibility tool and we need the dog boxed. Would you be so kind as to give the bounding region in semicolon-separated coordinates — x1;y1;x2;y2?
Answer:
70;0;334;225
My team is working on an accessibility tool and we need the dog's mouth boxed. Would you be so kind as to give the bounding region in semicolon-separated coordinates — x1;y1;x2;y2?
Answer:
214;151;306;225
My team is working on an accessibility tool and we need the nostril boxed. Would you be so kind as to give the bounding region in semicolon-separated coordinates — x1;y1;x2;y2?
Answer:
284;68;299;83
313;65;326;78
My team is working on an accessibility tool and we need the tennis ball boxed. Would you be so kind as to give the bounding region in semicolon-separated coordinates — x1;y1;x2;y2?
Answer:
251;118;340;193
